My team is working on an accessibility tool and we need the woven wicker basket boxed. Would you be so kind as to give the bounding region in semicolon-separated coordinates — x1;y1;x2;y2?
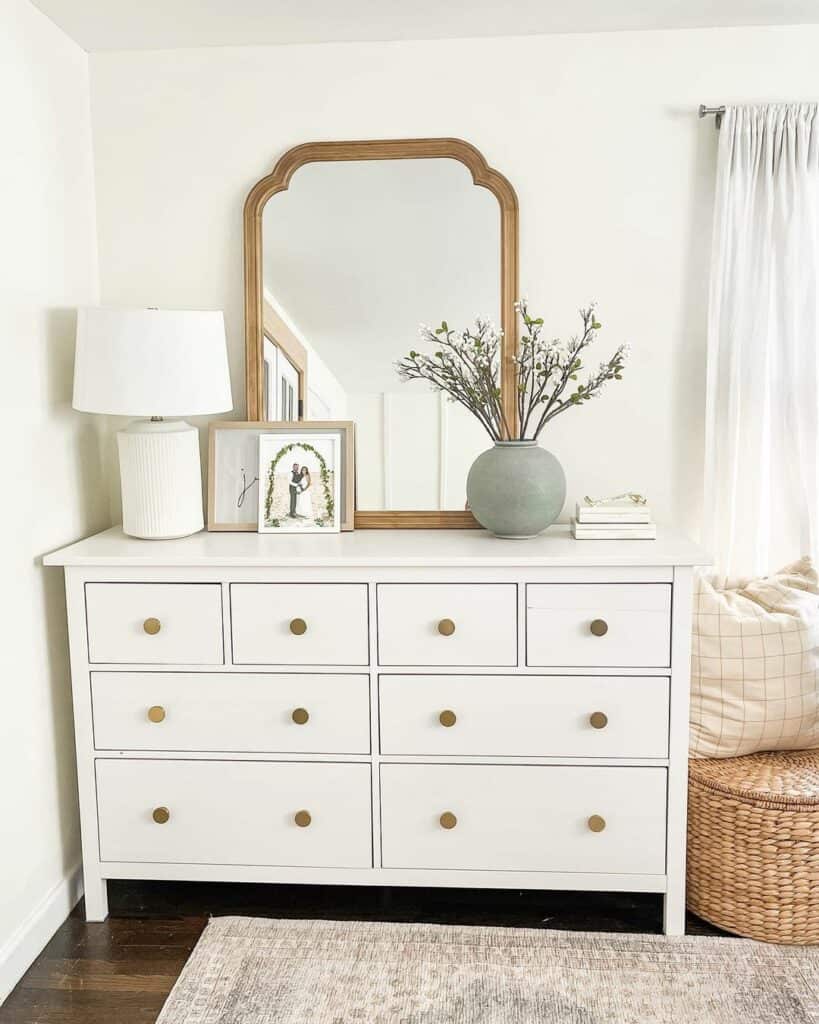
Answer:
687;749;819;944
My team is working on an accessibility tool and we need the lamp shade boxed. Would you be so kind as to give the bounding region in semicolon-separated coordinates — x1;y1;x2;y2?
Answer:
73;307;232;417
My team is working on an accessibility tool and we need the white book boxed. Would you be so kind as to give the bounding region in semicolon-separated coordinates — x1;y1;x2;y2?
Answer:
576;500;652;524
572;520;657;540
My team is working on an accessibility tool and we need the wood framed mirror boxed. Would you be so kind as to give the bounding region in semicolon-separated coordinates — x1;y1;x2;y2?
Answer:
244;138;518;528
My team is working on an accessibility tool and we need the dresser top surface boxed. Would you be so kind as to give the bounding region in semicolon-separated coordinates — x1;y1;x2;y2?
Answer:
44;525;708;569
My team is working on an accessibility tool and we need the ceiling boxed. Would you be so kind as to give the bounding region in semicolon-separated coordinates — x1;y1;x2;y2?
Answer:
31;0;819;51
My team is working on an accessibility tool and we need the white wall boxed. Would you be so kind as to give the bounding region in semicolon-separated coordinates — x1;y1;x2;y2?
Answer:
88;26;819;536
0;0;109;1002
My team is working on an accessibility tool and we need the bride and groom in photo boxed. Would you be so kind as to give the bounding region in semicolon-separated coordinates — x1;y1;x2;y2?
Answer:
288;462;313;518
257;432;340;534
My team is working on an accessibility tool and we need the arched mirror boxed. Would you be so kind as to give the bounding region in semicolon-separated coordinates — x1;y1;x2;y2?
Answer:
244;139;518;528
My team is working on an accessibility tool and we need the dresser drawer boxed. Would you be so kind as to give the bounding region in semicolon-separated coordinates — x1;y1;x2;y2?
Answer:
85;583;223;665
527;584;671;667
96;759;372;867
379;675;669;758
377;584;517;666
231;584;369;665
91;672;370;754
380;764;666;874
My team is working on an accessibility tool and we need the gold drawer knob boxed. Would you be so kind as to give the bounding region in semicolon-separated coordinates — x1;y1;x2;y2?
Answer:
289;617;307;636
437;618;456;637
589;711;608;730
291;707;310;725
147;705;166;724
152;806;170;825
589;619;608;637
439;709;457;728
588;814;606;833
439;811;458;830
294;809;312;828
143;617;161;636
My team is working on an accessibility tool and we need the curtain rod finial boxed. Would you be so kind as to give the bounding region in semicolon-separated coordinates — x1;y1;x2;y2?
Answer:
699;104;726;129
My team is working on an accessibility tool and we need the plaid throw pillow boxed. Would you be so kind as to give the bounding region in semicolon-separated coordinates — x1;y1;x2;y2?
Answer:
690;557;819;758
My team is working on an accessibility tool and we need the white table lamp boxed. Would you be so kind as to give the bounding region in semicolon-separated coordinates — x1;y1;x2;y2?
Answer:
74;308;232;539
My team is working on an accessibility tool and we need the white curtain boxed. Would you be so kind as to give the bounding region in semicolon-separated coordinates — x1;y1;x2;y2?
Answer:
703;104;819;575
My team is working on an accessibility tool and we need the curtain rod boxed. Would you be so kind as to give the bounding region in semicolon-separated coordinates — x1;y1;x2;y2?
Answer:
699;104;726;129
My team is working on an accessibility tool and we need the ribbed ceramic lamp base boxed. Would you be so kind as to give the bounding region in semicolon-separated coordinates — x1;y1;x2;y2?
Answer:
117;420;204;539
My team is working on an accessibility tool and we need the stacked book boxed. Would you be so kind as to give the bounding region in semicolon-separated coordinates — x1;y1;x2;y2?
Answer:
572;499;656;540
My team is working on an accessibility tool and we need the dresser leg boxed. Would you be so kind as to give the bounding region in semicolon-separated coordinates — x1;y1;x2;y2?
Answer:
662;890;685;936
83;875;109;922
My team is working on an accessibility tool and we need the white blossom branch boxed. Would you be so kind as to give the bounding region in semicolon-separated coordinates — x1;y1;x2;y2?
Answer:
396;302;628;443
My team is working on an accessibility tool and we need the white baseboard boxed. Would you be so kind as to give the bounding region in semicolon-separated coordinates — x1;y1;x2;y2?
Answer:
0;865;84;1006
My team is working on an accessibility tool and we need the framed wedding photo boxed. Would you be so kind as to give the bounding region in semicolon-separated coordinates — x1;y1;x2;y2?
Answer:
207;421;355;531
258;433;341;534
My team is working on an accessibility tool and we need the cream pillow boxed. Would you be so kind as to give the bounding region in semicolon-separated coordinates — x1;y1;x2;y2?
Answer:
689;557;819;758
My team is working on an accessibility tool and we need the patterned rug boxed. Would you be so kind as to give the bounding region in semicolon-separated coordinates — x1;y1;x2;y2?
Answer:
156;916;819;1024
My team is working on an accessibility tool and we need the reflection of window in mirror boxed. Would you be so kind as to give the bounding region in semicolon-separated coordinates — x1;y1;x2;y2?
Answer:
261;302;308;422
263;337;298;420
262;158;500;511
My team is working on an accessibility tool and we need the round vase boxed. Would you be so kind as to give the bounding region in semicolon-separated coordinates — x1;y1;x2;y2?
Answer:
466;441;566;539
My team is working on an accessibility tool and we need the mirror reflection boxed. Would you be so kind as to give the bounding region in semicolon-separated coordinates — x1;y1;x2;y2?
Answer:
262;158;500;511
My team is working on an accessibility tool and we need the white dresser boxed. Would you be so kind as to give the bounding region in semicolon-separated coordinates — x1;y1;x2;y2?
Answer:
45;526;706;934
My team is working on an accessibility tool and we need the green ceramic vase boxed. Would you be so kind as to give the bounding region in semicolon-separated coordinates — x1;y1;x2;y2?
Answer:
466;441;566;539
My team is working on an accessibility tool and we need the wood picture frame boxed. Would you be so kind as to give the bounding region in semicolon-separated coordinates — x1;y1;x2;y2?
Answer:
207;420;355;532
243;138;519;529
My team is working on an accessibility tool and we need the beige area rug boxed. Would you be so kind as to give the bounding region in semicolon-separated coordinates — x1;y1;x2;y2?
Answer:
156;916;819;1024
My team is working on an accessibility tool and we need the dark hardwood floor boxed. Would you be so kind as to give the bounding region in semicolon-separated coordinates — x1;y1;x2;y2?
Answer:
0;881;726;1023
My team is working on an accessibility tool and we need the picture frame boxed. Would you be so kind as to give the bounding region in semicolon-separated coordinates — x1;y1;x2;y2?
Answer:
207;421;355;531
257;432;341;534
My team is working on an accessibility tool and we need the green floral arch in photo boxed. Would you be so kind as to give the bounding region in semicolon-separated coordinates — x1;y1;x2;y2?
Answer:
263;442;334;528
